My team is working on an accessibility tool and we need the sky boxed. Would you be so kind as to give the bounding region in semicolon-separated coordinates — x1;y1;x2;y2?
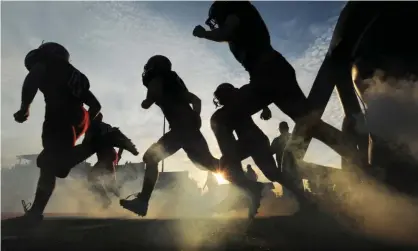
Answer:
1;1;347;184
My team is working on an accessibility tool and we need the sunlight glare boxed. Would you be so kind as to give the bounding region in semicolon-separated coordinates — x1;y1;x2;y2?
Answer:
214;173;229;185
214;172;229;185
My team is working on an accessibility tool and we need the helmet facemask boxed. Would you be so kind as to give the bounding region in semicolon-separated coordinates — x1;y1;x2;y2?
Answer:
205;2;222;30
205;17;218;30
213;83;236;108
142;65;155;88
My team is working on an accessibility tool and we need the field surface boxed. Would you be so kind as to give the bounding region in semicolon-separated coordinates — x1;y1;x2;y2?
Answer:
2;212;417;251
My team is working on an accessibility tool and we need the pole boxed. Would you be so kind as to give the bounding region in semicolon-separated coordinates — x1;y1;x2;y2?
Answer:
161;116;166;172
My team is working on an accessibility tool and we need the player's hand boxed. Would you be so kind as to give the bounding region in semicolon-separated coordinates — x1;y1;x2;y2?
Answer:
14;109;29;123
260;108;272;121
193;25;206;38
141;99;153;109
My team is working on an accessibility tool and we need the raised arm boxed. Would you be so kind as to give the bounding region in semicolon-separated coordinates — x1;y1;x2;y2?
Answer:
193;15;240;42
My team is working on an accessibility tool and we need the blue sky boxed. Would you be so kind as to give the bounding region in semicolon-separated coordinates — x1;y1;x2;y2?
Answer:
1;1;347;184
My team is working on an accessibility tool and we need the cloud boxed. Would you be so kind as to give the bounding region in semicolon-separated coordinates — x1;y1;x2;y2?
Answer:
1;2;342;187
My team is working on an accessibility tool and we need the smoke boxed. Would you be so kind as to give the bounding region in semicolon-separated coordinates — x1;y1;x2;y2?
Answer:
361;71;418;159
317;71;418;246
1;163;298;247
325;168;418;246
4;70;418;247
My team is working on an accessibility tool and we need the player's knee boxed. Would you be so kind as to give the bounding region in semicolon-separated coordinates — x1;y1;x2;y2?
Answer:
37;151;59;171
143;148;159;165
38;151;71;178
36;151;49;169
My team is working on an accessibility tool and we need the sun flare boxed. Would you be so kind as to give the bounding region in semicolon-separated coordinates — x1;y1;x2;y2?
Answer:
214;172;229;185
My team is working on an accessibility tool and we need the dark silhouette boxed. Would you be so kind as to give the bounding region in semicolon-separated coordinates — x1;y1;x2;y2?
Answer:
83;113;125;208
13;42;138;226
120;55;219;217
271;121;304;195
203;171;218;191
270;122;291;169
307;2;418;195
193;1;360;188
245;165;258;182
212;83;312;215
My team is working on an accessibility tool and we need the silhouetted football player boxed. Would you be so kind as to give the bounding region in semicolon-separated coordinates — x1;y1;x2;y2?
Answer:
120;55;221;217
14;42;138;225
193;1;359;184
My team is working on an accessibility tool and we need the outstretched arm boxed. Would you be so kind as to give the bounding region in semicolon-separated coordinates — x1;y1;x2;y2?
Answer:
185;92;202;115
194;15;240;42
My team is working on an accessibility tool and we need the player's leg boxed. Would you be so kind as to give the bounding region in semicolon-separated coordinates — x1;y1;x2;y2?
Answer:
36;118;95;178
38;111;138;176
120;131;182;216
211;95;267;173
88;161;113;208
248;133;313;210
247;52;360;167
182;130;219;172
18;122;76;224
210;111;265;218
22;167;56;222
21;122;77;222
107;152;121;197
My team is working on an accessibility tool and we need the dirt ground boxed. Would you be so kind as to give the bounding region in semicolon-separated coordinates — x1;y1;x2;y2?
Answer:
2;212;417;251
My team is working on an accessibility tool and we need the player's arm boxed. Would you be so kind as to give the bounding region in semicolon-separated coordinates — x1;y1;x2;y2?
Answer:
70;72;102;121
184;92;202;115
81;90;102;121
82;130;93;144
142;76;164;109
117;148;124;161
20;63;44;112
195;15;240;42
14;63;45;123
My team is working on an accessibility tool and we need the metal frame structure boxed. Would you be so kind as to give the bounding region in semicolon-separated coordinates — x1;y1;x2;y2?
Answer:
291;1;418;196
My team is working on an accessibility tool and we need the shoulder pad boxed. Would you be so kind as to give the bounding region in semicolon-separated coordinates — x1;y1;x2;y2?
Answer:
67;66;90;98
